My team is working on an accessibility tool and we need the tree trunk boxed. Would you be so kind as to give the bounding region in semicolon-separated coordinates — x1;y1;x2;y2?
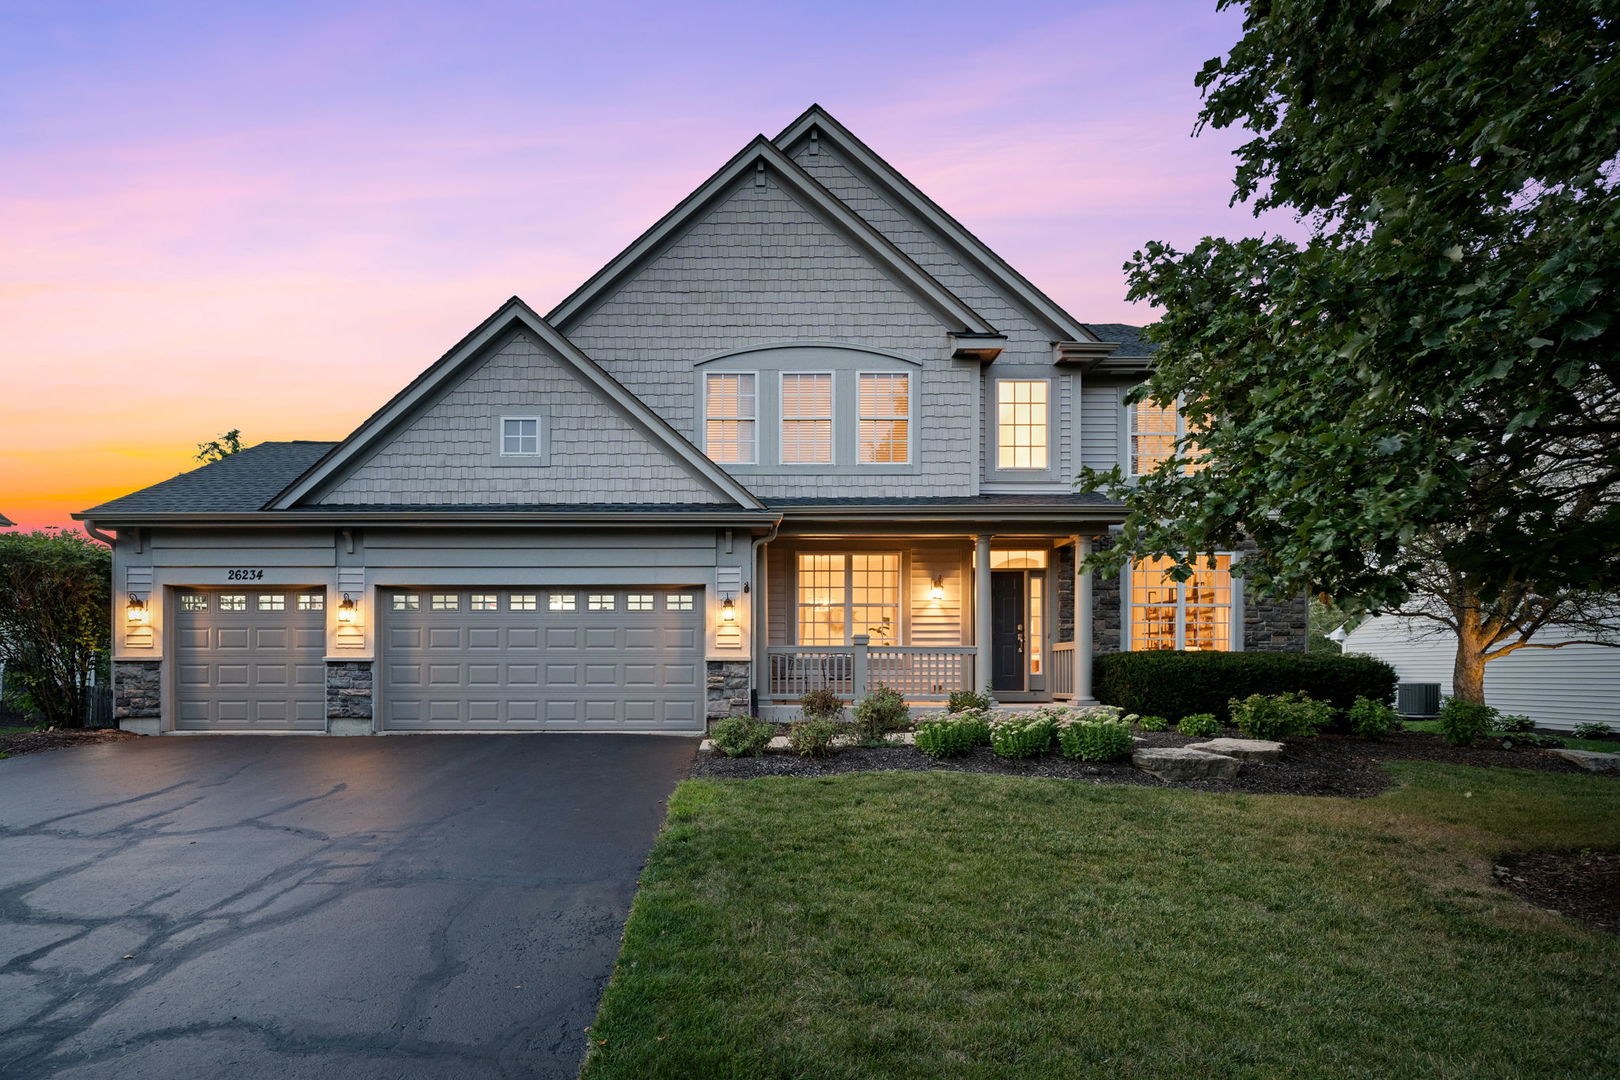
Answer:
1451;606;1490;705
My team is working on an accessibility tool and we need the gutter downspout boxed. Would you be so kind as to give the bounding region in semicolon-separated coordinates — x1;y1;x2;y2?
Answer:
83;523;116;546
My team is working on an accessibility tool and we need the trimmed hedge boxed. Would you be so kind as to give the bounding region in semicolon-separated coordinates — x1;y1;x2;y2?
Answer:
1093;651;1397;722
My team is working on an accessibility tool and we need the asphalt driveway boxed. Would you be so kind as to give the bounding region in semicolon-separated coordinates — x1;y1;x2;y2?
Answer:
0;734;697;1079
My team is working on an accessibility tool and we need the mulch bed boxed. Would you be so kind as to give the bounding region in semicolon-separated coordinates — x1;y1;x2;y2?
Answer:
690;729;1603;798
1495;850;1620;935
0;727;140;759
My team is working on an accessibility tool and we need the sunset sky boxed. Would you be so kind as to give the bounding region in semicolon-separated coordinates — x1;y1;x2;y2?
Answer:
2;0;1304;532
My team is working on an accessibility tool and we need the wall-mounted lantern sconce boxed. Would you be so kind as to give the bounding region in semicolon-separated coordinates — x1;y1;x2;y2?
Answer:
337;593;358;623
126;593;149;624
720;596;737;622
929;577;945;602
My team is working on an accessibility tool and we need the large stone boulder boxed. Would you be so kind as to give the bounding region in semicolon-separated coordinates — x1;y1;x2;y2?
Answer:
1132;746;1242;781
1185;737;1285;762
1549;749;1620;774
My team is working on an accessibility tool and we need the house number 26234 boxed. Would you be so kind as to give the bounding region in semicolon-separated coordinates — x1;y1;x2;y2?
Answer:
227;569;265;581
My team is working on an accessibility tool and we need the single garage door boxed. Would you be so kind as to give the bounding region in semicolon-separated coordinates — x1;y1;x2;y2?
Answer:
173;588;327;730
380;588;704;731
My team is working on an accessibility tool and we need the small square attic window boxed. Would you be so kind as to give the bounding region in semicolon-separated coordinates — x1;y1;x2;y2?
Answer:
500;416;544;456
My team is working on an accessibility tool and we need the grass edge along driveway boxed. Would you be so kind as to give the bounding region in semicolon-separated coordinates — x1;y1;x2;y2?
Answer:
581;764;1620;1080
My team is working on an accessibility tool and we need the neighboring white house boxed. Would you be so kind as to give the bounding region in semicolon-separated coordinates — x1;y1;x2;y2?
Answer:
1344;615;1620;731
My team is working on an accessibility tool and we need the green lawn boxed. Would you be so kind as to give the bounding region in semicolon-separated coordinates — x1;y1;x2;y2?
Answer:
582;765;1620;1080
1403;719;1618;753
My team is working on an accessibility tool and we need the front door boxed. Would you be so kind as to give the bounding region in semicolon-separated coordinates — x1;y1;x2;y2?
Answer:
990;571;1025;692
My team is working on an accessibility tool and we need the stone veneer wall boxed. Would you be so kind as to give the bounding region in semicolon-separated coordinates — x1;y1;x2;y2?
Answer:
326;661;374;721
1091;535;1124;656
1243;591;1310;651
113;661;162;720
706;660;751;720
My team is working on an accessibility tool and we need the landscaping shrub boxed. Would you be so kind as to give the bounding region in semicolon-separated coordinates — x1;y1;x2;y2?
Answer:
798;688;845;722
947;689;993;713
1493;713;1535;733
950;707;994;747
851;683;908;743
1572;721;1615;740
989;713;1055;758
914;714;979;758
1229;692;1333;740
1177;713;1221;738
1346;696;1399;740
1057;718;1134;762
1136;715;1169;732
786;717;841;757
710;715;775;757
1093;650;1397;721
1438;698;1498;747
1499;730;1563;750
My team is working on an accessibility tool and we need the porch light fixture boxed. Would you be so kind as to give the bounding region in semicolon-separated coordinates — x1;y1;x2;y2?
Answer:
337;593;358;623
720;596;737;622
929;577;945;602
126;593;149;624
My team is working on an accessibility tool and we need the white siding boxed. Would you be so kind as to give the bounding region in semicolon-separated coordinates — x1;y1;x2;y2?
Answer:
1344;615;1620;731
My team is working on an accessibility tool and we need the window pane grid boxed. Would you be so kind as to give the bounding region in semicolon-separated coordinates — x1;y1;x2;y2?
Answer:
501;417;541;455
858;373;909;463
549;594;576;611
706;372;756;464
1129;556;1232;651
297;594;324;611
470;594;498;611
796;553;900;646
391;594;419;611
628;594;654;611
431;594;459;611
181;594;207;611
509;594;537;611
219;594;246;611
588;594;616;610
996;380;1048;469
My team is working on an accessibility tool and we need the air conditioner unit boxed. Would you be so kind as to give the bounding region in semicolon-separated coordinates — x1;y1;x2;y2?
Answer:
1396;682;1441;718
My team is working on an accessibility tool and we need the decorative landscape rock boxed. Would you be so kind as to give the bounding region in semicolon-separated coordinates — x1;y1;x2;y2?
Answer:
1131;746;1242;781
1185;737;1285;762
1548;749;1620;774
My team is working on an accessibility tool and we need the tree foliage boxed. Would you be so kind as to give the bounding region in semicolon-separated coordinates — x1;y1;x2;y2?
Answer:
196;429;243;463
1082;0;1620;674
0;531;111;728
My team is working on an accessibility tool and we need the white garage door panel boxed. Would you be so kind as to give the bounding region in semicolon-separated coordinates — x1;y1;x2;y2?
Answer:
173;589;326;731
381;588;705;731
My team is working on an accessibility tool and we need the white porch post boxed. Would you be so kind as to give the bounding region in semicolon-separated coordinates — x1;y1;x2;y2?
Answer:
1074;534;1094;703
974;533;992;693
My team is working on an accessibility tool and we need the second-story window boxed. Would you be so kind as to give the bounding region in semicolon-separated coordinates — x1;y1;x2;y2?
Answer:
780;373;833;464
705;372;756;464
858;373;909;463
996;379;1049;469
500;417;543;456
1130;397;1204;475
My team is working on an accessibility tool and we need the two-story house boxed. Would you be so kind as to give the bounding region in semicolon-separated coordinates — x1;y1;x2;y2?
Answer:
77;106;1306;736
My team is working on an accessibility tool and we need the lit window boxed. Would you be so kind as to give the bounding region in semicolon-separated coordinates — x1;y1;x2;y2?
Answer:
501;417;543;456
588;594;616;611
666;594;694;611
627;594;654;611
1028;575;1043;675
549;593;577;611
298;594;324;611
996;380;1048;469
257;594;286;611
181;594;207;612
1129;556;1233;651
431;594;459;611
391;594;420;611
470;594;498;611
796;553;900;646
509;594;537;611
1130;398;1204;475
219;594;247;611
705;372;756;464
858;373;909;463
780;373;833;463
989;549;1049;570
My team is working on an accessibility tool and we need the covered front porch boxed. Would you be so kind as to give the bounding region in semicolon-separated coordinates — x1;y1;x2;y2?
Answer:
753;531;1102;719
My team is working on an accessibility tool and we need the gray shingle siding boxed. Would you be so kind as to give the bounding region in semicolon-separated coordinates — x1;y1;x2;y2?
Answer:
317;332;728;506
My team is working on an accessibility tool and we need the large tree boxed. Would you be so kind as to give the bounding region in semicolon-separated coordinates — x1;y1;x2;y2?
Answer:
1082;0;1620;702
0;531;111;728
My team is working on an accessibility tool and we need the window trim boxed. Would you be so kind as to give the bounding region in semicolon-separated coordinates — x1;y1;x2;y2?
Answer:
993;377;1052;472
856;370;912;465
498;414;546;458
1121;553;1243;652
777;370;836;466
703;370;759;466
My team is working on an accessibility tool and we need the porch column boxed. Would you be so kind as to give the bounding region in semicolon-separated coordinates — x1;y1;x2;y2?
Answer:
974;533;992;694
1074;534;1095;703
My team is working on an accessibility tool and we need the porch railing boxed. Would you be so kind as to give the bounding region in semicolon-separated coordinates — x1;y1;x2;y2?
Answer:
766;636;976;700
1052;641;1076;699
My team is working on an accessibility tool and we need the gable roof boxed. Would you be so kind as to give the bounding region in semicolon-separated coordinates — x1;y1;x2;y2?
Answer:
78;442;338;516
267;297;765;511
774;105;1100;347
547;135;995;335
1083;323;1157;358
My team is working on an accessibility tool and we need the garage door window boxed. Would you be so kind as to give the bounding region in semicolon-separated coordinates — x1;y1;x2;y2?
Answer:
181;593;207;612
588;594;616;610
220;594;247;611
431;594;459;610
666;594;694;611
392;594;420;611
298;594;324;611
628;594;654;611
550;594;577;611
258;594;286;611
509;594;537;610
471;594;498;610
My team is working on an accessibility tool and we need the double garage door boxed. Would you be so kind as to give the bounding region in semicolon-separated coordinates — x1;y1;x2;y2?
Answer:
380;588;704;732
170;586;705;732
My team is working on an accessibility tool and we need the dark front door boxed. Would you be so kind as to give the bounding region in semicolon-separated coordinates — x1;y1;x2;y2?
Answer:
990;571;1025;692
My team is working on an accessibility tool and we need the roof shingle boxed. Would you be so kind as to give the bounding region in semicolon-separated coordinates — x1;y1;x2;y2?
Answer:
80;442;336;516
